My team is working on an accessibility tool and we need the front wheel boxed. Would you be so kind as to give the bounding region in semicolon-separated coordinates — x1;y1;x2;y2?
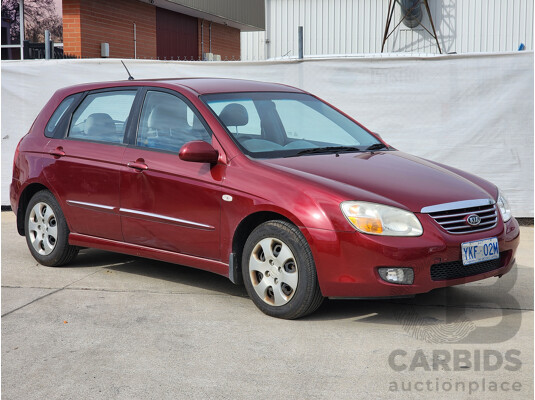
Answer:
242;220;323;319
24;190;79;266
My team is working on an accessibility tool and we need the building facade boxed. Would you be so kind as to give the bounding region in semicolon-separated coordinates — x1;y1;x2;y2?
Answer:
241;0;534;60
63;0;264;60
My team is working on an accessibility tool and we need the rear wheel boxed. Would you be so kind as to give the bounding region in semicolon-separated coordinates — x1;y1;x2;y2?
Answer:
24;190;78;266
242;220;323;319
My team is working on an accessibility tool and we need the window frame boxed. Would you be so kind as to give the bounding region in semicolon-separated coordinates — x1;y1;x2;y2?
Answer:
127;87;215;155
64;87;142;146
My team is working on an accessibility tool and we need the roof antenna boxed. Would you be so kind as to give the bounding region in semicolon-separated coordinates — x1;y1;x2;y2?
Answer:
121;60;134;80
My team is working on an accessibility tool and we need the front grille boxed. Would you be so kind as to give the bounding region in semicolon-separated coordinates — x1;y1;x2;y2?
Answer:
430;252;506;281
428;204;498;234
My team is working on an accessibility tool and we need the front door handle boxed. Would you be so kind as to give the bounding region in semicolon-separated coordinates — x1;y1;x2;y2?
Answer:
127;161;148;171
50;147;65;157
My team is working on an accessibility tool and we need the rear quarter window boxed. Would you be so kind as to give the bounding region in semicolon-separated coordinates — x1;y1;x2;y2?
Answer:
45;94;78;138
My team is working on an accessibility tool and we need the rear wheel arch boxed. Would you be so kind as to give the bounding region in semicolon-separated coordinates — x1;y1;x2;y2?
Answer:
16;183;55;236
23;189;79;266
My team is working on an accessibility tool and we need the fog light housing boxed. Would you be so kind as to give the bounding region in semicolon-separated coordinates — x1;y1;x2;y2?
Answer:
378;267;414;285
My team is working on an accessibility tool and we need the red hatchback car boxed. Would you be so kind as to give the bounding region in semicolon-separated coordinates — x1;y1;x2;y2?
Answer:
11;78;520;319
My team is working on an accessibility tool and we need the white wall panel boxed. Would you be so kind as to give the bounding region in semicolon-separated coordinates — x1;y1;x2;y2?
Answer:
241;0;534;60
2;53;534;215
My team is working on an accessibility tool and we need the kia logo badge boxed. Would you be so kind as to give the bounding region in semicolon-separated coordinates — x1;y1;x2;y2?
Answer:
466;214;481;226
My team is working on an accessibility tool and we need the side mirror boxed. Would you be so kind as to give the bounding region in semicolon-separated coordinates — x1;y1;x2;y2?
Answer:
179;141;219;164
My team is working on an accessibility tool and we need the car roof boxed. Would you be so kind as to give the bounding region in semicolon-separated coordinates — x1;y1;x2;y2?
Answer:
58;78;304;96
167;78;304;94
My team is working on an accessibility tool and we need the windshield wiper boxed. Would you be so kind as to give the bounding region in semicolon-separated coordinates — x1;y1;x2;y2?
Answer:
294;146;363;156
366;143;388;151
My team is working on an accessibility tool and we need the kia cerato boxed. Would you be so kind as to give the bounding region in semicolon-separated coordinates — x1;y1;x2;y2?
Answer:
10;78;520;319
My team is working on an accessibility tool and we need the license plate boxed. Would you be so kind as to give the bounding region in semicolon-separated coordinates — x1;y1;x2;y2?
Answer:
461;237;499;266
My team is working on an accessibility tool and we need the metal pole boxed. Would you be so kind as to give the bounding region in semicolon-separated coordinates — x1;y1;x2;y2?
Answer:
423;0;442;54
44;30;50;59
209;21;212;53
133;23;137;59
19;0;24;60
381;0;395;52
264;0;270;60
298;26;303;59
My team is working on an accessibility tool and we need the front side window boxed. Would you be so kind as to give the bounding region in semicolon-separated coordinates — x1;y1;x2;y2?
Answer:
136;91;212;152
202;92;381;158
68;90;136;144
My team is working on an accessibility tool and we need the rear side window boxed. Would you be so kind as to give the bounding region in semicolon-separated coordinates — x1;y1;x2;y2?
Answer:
45;95;77;138
68;90;136;144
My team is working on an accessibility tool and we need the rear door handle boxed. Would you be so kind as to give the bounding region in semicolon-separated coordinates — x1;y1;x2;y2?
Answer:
127;161;148;171
50;147;65;157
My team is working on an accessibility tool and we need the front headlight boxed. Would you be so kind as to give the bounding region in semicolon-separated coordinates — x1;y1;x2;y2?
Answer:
497;191;512;222
340;201;423;236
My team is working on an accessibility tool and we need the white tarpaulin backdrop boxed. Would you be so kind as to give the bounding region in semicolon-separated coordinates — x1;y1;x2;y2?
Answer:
2;53;533;216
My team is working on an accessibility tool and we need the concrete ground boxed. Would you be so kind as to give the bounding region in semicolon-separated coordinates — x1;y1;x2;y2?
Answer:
1;211;533;399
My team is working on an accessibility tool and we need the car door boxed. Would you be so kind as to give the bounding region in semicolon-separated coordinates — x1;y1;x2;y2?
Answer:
43;88;139;241
119;89;223;260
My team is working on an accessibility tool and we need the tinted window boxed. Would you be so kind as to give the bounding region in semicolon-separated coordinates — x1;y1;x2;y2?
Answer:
45;95;76;137
69;91;136;144
137;91;211;152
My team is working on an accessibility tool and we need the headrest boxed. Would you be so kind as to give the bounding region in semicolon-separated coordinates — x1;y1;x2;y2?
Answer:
85;113;115;136
219;103;248;127
148;103;189;132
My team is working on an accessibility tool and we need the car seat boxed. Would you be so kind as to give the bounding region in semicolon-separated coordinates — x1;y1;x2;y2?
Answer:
85;113;118;142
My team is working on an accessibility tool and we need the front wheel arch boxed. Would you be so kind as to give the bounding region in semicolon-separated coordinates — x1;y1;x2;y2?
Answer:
241;219;324;319
231;211;296;285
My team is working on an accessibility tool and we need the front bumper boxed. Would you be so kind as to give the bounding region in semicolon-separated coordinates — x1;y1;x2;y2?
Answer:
303;214;520;298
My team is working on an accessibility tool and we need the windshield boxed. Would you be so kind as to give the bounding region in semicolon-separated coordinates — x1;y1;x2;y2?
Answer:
201;92;383;158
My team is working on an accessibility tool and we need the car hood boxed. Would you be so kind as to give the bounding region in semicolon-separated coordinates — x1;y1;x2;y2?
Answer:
259;151;496;213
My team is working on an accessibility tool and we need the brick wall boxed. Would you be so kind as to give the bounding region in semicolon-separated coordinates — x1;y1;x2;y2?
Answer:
63;0;156;59
198;20;241;60
63;1;241;61
62;1;81;56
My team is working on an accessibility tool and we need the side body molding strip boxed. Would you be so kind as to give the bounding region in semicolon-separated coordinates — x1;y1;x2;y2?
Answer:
66;200;214;230
119;208;215;230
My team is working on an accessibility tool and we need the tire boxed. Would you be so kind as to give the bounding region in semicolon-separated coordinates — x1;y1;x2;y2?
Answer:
24;190;79;267
241;220;324;319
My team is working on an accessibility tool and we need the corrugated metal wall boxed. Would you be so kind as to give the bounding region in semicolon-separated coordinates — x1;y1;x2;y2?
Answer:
241;0;534;60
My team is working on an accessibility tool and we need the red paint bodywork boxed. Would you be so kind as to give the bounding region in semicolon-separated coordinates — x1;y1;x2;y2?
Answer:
10;78;520;298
